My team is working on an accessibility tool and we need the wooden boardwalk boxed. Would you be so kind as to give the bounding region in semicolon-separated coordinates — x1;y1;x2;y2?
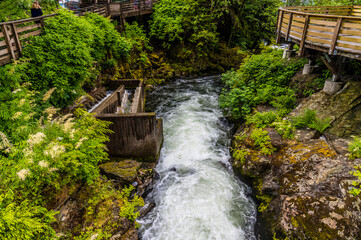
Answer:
0;0;158;66
276;5;361;60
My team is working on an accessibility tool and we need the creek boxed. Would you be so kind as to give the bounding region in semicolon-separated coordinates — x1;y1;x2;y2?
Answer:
138;76;257;240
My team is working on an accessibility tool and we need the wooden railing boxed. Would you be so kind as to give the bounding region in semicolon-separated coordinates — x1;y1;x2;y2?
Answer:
108;0;158;18
276;5;361;59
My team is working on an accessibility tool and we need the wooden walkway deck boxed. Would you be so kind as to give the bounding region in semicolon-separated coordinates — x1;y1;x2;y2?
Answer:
276;5;361;60
0;0;158;66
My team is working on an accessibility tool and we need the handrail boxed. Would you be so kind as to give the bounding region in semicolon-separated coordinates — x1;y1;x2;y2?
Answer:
276;5;361;59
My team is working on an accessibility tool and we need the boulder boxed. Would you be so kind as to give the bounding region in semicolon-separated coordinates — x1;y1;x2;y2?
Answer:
99;160;142;184
291;80;361;137
233;125;361;240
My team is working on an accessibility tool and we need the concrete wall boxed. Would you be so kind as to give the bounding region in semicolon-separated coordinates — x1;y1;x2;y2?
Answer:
91;86;125;115
97;113;163;161
91;79;162;162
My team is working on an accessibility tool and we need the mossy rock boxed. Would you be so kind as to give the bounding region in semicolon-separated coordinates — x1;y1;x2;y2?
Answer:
99;160;142;184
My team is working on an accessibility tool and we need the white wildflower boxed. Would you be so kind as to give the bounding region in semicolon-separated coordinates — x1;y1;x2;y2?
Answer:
17;169;30;181
11;112;23;120
0;131;12;152
49;167;58;172
38;160;49;168
44;142;66;159
62;118;75;133
75;137;88;149
57;137;63;141
19;99;26;106
28;132;46;146
43;87;57;101
12;89;21;94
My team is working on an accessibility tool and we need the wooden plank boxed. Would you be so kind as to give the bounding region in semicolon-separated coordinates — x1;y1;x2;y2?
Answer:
0;31;3;38
291;21;307;28
16;23;41;33
337;42;361;51
0;40;7;47
329;17;343;54
290;25;303;34
0;55;11;65
285;13;293;40
299;15;310;57
308;24;334;33
11;23;22;55
341;21;361;29
307;30;332;39
306;35;331;45
309;18;337;27
0;48;9;56
2;25;16;61
340;28;361;36
289;31;302;39
20;29;42;39
338;35;361;43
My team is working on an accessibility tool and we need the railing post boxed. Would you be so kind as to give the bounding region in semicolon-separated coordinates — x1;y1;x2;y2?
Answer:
107;3;110;17
285;12;293;41
329;17;343;55
10;23;22;57
2;24;16;61
276;10;284;44
299;14;310;57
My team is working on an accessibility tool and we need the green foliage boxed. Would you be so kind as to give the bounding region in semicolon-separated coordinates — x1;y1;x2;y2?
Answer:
251;128;276;155
150;0;218;53
310;0;361;6
272;119;295;139
246;111;280;128
212;0;281;48
0;80;111;238
348;136;361;160
232;132;249;165
349;166;361;196
220;48;305;120
291;109;331;133
0;0;58;22
20;10;131;108
119;185;144;224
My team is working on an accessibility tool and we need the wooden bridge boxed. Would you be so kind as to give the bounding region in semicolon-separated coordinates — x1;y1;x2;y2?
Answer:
0;0;158;66
277;5;361;59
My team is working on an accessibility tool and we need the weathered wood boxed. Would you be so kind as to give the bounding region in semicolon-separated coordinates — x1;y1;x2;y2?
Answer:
16;23;41;34
329;17;343;54
0;48;9;56
20;29;42;40
11;23;22;55
2;25;16;61
306;35;332;45
285;13;294;40
299;15;310;56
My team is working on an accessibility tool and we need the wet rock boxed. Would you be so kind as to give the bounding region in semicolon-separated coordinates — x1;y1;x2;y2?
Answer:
99;160;142;184
233;125;361;240
291;80;361;137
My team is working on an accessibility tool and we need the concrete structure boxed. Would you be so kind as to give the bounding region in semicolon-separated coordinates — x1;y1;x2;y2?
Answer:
90;80;163;162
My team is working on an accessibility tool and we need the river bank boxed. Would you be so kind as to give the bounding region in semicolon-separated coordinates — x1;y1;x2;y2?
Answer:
230;70;361;239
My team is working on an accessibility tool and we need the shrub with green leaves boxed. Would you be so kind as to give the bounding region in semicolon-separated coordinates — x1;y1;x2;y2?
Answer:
0;82;111;238
291;109;331;133
150;0;218;52
20;10;131;108
220;48;305;120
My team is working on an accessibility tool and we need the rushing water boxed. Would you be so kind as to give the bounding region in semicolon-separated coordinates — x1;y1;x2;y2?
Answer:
139;76;257;240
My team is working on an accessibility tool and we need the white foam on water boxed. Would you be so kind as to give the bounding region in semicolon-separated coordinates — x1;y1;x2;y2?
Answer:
139;76;257;240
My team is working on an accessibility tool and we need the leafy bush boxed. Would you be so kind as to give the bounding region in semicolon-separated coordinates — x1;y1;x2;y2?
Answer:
251;128;276;156
291;109;331;133
246;111;280;128
20;10;131;108
220;48;305;120
150;0;218;52
0;82;111;238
